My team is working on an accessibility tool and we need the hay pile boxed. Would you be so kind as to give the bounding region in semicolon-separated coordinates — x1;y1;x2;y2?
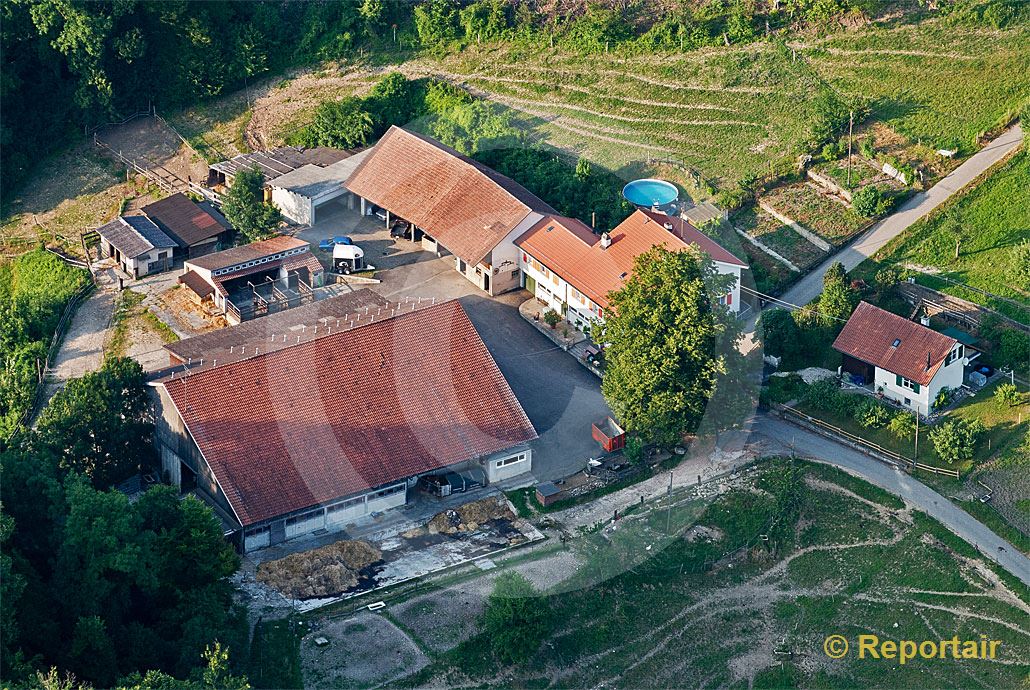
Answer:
256;540;382;599
427;496;515;535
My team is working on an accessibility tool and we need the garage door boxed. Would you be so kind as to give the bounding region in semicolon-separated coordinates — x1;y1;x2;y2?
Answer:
284;508;325;539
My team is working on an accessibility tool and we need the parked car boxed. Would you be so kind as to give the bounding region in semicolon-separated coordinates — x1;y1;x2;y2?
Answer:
319;236;354;251
371;205;388;222
333;235;354;245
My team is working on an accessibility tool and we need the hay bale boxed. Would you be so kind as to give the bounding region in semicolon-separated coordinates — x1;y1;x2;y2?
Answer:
256;540;382;599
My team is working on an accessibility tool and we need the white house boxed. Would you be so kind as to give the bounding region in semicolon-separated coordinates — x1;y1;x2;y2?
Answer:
515;209;747;332
834;301;967;415
96;215;177;278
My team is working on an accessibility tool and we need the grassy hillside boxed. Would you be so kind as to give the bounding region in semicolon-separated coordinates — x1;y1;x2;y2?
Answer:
875;149;1030;322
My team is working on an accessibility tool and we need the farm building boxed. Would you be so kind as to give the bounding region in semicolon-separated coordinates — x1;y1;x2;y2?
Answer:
141;192;231;259
97;215;177;278
516;209;746;331
161;288;388;368
344;126;556;295
833;302;968;415
269;148;373;226
150;299;537;552
179;235;324;324
207;146;353;193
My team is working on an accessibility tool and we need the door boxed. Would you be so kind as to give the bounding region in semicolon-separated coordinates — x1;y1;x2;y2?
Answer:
525;274;536;293
483;271;490;292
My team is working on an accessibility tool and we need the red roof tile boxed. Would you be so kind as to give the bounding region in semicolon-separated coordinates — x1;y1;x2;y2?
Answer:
159;300;536;526
636;209;747;268
345;126;555;265
832;302;958;386
143;193;227;247
516;211;695;310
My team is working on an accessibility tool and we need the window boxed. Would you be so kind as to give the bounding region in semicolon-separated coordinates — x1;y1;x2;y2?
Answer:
895;374;920;394
496;452;526;468
371;484;405;500
945;345;963;366
245;525;269;538
285;508;323;527
327;496;364;515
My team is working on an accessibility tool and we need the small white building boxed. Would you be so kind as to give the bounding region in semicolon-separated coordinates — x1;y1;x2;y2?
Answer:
96;215;177;278
834;301;967;415
269;149;374;226
516;209;746;332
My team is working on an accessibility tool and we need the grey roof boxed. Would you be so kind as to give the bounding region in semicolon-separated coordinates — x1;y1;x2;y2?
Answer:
272;149;374;199
210;146;353;182
97;216;176;258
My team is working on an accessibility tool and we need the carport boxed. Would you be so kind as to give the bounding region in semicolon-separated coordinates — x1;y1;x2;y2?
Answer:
271;149;373;226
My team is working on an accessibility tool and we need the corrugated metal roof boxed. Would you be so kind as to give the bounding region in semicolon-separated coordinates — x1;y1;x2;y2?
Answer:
210;146;353;181
832;302;958;386
158;300;537;526
96;215;176;258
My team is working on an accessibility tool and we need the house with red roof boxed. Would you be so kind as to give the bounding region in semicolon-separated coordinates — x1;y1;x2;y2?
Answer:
150;299;537;552
833;302;968;415
515;209;747;332
344;126;556;296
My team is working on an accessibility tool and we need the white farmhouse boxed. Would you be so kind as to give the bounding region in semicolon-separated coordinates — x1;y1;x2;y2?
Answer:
515;208;746;332
833;301;967;415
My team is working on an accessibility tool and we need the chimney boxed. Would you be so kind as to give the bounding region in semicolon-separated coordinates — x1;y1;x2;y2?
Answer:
926;351;931;370
600;233;612;249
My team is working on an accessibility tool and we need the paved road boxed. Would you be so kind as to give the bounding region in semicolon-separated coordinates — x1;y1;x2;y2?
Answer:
753;414;1030;587
778;123;1024;307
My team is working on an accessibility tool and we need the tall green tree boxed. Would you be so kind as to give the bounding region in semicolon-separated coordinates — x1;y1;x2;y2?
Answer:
297;96;375;149
35;356;153;488
220;169;281;243
602;247;736;445
817;261;855;327
480;572;551;664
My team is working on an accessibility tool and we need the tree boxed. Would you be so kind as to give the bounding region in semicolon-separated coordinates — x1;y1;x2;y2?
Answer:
365;73;426;136
298;96;374;149
759;308;800;361
35;356;153;488
481;572;550;664
817;261;855;327
118;644;249;690
887;411;916;440
994;382;1022;405
601;247;735;445
413;0;460;46
220;168;281;242
929;418;985;464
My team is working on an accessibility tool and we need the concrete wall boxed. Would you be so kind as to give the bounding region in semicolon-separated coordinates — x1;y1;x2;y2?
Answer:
272;187;314;226
488;214;543;296
485;447;533;483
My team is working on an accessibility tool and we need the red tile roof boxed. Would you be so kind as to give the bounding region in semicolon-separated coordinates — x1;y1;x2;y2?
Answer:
282;251;324;277
636;209;747;268
516;211;694;310
833;302;958;386
345;126;555;265
158;300;536;526
143;193;227;247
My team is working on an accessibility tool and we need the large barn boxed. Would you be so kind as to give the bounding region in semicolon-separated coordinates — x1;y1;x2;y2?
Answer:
345;126;556;296
150;298;537;552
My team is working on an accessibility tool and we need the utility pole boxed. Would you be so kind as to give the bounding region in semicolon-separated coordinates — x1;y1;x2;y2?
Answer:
914;410;919;459
847;110;854;187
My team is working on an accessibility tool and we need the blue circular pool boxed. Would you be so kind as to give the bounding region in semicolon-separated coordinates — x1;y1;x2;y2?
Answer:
622;178;679;207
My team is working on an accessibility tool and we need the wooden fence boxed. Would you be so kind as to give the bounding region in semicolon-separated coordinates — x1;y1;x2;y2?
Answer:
776;404;961;479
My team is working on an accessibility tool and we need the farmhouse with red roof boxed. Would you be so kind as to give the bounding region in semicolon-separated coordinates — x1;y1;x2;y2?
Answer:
515;209;747;331
833;301;968;415
151;299;536;552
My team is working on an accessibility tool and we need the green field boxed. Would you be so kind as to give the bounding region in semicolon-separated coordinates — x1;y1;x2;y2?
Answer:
761;182;870;244
733;205;828;271
874;149;1030;323
354;459;1030;688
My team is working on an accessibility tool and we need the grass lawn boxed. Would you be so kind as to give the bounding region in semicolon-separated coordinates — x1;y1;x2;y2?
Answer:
950;379;1030;460
248;618;304;689
874;150;1030;323
391;459;1029;688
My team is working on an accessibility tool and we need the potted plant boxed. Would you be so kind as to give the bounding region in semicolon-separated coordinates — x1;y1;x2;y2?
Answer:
543;309;561;329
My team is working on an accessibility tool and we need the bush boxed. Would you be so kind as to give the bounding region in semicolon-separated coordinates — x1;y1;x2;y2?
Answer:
543;309;561;328
821;140;846;161
934;386;954;410
481;572;551;664
994;382;1021;405
888;411;917;440
858;400;891;429
929;418;985;465
852;185;894;218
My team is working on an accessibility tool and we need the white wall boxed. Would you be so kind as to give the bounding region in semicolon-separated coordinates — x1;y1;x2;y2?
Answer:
714;262;742;313
272;187;314;226
485;448;533;483
489;213;544;295
873;345;965;415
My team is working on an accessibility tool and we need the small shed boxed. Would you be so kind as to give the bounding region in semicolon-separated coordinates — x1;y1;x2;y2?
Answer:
592;417;626;453
535;482;561;507
97;215;177;279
